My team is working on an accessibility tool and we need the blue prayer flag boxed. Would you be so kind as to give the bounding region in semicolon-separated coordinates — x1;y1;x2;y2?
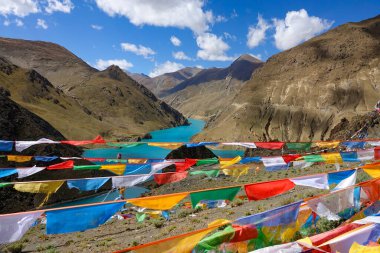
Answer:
186;142;219;148
124;164;151;175
341;141;365;149
67;178;109;191
265;164;289;172
35;156;59;162
340;152;359;162
234;201;302;227
46;202;124;234
328;170;356;185
0;169;17;179
0;140;13;151
240;157;261;164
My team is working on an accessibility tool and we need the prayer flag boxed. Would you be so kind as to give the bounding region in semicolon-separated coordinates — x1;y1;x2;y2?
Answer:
222;165;249;178
196;157;219;166
190;187;241;208
303;154;324;162
189;170;220;178
261;156;286;167
15;138;58;152
34;156;59;162
255;142;284;150
315;141;340;149
107;142;145;148
357;149;374;161
128;159;148;164
61;135;105;146
220;156;242;169
186;142;219;148
341;152;359;162
7;155;32;163
321;153;343;164
282;154;301;163
100;164;126;175
328;170;356;185
127;192;189;210
17;166;45;178
240;157;261;164
286;142;312;151
362;162;380;178
334;170;357;190
244;179;295;201
0;140;13;151
136;212;147;223
112;174;151;188
14;181;64;194
0;169;17;179
222;142;257;149
67;178;109;191
47;160;74;170
290;174;329;189
73;165;101;170
175;159;197;172
341;141;366;149
148;142;183;150
154;171;188;185
46;202;124;234
349;242;380;253
0;211;43;243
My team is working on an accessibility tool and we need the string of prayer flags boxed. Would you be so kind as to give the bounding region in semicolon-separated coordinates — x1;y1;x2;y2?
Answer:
7;155;32;163
244;179;295;201
15;138;58;152
255;142;284;150
286;142;312;151
73;165;101;171
154;171;188;185
190;187;241;208
290;174;329;190
189;169;220;178
0;211;43;244
0;140;13;151
196;157;219;166
127;192;189;210
67;178;109;191
220;156;241;169
100;164;126;175
0;168;17;179
47;160;74;170
46;202;124;234
17;166;45;178
14;181;64;194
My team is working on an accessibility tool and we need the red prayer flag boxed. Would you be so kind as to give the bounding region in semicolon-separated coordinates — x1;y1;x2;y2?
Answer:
282;154;301;163
244;179;295;200
61;135;105;146
255;142;285;150
308;223;362;246
175;158;197;172
47;160;74;170
230;225;258;242
154;171;188;185
86;158;106;162
375;147;380;160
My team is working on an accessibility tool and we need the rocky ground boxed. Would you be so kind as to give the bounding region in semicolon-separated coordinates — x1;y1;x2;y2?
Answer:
1;161;371;253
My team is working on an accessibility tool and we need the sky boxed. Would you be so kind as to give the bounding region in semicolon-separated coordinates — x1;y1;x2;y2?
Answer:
0;0;379;77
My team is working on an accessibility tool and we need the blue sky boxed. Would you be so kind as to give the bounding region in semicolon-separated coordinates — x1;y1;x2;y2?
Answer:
0;0;379;77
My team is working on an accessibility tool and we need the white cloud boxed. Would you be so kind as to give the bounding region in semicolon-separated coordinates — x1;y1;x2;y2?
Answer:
95;0;213;34
214;15;227;23
170;36;181;46
15;18;23;26
36;18;48;29
45;0;73;14
149;61;184;77
95;59;133;71
3;19;10;26
196;33;234;61
273;9;333;50
121;42;155;59
173;51;191;60
0;0;39;17
223;32;236;41
91;24;103;30
247;15;270;49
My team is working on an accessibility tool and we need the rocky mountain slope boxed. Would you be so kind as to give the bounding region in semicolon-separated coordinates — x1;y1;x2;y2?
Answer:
130;67;202;97
0;37;187;139
162;54;263;120
195;15;380;142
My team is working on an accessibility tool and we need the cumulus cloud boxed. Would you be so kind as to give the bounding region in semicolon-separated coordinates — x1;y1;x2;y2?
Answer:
173;51;191;60
91;24;103;30
196;33;234;61
273;9;333;50
36;18;48;29
15;18;23;26
95;59;133;71
45;0;73;14
0;0;39;17
170;36;181;46
247;15;270;49
121;42;155;59
95;0;213;34
149;61;184;77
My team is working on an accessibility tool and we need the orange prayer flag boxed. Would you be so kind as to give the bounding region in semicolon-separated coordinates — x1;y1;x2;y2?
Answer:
127;192;189;210
7;155;32;163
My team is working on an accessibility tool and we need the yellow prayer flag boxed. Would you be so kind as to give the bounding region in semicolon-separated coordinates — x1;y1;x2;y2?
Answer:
222;165;249;178
363;168;380;178
297;237;313;246
14;181;64;193
147;211;162;219
100;164;125;175
321;153;343;164
349;242;380;253
128;159;148;164
315;141;340;149
7;155;32;162
132;219;230;253
281;207;312;242
220;156;242;169
148;142;183;150
127;192;189;210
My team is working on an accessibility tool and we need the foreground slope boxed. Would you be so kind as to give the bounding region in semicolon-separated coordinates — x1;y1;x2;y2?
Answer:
163;54;263;120
0;37;187;139
195;15;380;141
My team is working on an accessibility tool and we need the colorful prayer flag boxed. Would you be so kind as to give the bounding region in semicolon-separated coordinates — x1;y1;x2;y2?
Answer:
127;192;189;210
190;187;241;208
67;178;109;191
244;179;295;201
154;171;188;185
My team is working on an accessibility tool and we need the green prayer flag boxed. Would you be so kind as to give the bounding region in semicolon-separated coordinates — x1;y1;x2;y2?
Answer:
196;157;219;166
0;182;11;188
136;212;146;223
190;186;241;208
73;165;101;170
106;159;129;163
107;142;144;148
196;225;235;251
286;142;312;151
189;170;220;178
303;154;324;162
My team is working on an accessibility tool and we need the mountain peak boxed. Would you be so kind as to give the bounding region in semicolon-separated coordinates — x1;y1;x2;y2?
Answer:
235;54;262;63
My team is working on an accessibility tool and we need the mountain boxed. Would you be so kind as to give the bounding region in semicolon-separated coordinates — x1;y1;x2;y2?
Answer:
162;54;263;120
0;37;188;139
194;15;380;142
130;67;202;97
